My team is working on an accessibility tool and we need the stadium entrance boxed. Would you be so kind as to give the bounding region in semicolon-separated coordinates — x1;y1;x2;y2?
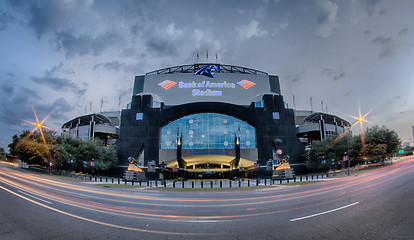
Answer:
160;113;257;179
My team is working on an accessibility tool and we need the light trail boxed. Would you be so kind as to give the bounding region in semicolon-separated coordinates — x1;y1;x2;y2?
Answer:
0;185;218;236
1;158;413;210
0;157;413;235
0;157;412;223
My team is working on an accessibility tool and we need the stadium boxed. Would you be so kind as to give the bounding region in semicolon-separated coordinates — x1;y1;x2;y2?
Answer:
117;63;305;179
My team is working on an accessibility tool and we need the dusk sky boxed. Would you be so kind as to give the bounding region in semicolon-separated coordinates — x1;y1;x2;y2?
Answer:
1;0;414;150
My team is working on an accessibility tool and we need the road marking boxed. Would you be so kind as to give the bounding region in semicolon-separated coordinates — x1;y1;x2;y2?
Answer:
17;190;52;204
290;202;359;222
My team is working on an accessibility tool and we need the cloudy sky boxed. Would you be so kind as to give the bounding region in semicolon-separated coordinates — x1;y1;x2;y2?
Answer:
1;0;414;150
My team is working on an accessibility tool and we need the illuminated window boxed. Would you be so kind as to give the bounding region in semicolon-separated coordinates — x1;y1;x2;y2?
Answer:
255;100;264;108
272;112;280;120
136;113;143;120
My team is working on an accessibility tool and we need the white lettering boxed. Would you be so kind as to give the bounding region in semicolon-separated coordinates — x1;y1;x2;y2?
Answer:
192;89;222;96
180;80;236;89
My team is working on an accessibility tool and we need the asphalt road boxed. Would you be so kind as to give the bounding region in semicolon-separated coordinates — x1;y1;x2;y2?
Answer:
1;157;414;240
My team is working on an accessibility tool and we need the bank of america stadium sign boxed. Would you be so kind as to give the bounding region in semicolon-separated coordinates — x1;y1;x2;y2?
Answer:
158;78;255;97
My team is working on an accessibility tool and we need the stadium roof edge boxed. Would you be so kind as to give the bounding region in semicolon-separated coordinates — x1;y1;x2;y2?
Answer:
145;63;268;76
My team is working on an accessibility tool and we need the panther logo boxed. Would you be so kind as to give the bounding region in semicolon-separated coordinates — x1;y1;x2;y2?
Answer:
194;65;219;78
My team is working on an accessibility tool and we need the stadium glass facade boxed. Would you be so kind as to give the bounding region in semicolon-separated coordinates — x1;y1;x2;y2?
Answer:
160;113;256;150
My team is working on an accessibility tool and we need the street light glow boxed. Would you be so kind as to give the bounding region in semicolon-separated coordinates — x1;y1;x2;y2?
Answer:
23;106;52;144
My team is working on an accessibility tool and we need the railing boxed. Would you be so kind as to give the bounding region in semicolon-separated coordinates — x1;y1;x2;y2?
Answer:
79;168;358;188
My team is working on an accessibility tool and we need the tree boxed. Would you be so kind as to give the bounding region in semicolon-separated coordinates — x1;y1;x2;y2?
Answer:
353;125;400;163
56;136;118;173
8;130;66;167
305;133;348;171
0;147;5;161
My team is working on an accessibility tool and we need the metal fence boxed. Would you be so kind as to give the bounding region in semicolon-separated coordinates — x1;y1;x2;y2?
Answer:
80;169;356;188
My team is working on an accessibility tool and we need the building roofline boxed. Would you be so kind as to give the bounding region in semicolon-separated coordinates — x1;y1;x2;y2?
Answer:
145;63;268;75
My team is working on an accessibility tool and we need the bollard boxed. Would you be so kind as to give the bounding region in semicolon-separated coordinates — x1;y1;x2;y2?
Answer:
118;178;120;184
279;178;282;184
182;181;184;188
239;180;241;187
106;177;108;182
300;176;302;182
306;175;308;181
164;181;166;188
173;181;175;188
256;179;259;186
287;178;289;183
192;181;194;188
112;177;114;183
132;180;134;185
317;174;318;179
248;180;250;187
201;181;203;188
294;177;296;182
124;179;126;185
100;177;102;182
147;181;149;187
229;181;232;188
155;181;158;187
211;181;213;188
90;176;92;181
139;180;142;186
220;181;222;188
95;176;97;181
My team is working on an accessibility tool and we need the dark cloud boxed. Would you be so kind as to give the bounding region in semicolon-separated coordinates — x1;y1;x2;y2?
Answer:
6;0;87;39
0;93;72;130
1;72;15;95
1;83;14;95
398;27;410;36
286;71;306;83
31;64;85;95
54;30;119;58
322;68;346;81
143;23;184;56
362;0;386;16
0;87;40;126
28;1;68;38
48;63;75;75
363;30;371;36
0;5;13;31
32;76;86;95
0;76;73;130
371;36;392;45
315;0;338;37
371;36;397;59
93;61;127;72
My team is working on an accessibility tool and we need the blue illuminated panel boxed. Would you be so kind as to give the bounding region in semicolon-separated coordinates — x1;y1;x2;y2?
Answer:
160;113;256;149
